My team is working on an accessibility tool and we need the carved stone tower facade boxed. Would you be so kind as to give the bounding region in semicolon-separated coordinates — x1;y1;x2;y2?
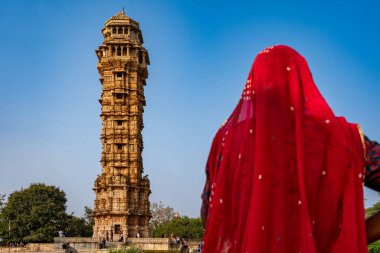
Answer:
93;11;151;239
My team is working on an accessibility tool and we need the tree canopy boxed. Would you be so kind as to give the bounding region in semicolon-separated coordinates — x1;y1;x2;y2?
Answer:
0;183;68;242
366;199;380;251
0;183;92;242
152;216;204;241
0;194;5;211
65;215;92;238
366;201;380;218
150;202;203;240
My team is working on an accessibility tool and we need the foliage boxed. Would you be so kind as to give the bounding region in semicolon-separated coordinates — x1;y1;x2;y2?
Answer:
150;202;176;230
84;206;95;226
366;201;380;218
0;194;5;211
369;241;380;253
0;194;6;235
366;200;380;252
144;251;178;253
0;183;67;242
0;183;92;242
109;245;144;253
65;215;93;237
109;245;179;253
63;206;93;237
152;216;204;241
0;194;8;241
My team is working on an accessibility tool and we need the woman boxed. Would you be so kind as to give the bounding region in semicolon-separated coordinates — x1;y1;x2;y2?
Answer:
201;45;380;253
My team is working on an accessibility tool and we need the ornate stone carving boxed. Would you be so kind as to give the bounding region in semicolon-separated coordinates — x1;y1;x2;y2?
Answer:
93;11;151;240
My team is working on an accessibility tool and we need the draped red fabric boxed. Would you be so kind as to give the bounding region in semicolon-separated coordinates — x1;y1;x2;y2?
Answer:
202;45;367;253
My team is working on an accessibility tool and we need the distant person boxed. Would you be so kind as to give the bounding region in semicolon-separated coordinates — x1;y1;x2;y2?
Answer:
118;234;123;242
198;241;203;252
106;231;109;242
136;232;140;238
201;45;380;252
110;230;113;242
179;241;190;253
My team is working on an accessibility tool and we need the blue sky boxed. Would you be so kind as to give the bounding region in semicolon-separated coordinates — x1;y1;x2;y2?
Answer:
0;0;379;218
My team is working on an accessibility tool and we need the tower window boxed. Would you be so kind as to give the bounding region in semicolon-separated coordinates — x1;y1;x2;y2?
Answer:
116;93;123;99
114;224;121;234
117;47;121;56
117;144;123;150
116;72;123;78
116;120;123;126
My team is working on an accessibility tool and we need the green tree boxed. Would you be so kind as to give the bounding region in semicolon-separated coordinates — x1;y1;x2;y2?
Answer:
369;241;380;253
366;202;380;218
65;215;92;237
64;206;94;237
367;200;380;252
152;216;204;241
0;183;68;242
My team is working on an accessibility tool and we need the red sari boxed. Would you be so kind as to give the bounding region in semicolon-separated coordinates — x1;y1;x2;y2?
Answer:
202;45;367;253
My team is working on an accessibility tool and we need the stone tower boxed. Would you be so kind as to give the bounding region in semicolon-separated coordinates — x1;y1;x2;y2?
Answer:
93;11;151;240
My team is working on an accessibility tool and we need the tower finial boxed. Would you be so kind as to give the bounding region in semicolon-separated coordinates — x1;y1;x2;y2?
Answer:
122;7;125;14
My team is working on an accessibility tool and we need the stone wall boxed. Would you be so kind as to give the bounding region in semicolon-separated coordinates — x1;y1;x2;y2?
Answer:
0;243;58;253
0;238;200;252
54;237;175;251
0;248;109;253
54;238;99;250
126;238;170;251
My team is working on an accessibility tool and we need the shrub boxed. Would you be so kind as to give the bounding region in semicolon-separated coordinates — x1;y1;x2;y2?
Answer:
109;245;144;253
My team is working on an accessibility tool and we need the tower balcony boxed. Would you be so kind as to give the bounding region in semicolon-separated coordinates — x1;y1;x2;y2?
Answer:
105;34;131;42
105;55;131;61
102;153;128;161
102;55;139;64
129;153;139;161
101;105;129;115
113;153;128;162
101;128;129;137
114;128;129;136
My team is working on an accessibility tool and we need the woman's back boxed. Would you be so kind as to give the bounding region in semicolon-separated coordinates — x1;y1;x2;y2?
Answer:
201;45;368;253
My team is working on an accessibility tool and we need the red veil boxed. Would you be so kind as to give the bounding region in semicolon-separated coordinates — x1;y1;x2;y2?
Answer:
202;45;367;253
